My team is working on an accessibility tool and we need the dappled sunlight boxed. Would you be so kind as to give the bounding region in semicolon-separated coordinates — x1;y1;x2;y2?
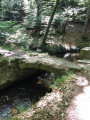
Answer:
0;49;13;57
6;29;28;44
64;44;78;51
76;75;88;86
64;44;70;50
0;48;27;57
79;64;85;67
0;49;10;53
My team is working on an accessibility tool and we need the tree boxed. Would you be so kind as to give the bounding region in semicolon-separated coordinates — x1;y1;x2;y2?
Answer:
35;0;42;30
41;0;60;49
35;0;42;16
0;0;2;19
82;0;90;38
0;0;1;8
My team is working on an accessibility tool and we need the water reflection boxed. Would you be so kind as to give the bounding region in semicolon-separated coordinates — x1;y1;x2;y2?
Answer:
57;53;80;61
0;72;51;119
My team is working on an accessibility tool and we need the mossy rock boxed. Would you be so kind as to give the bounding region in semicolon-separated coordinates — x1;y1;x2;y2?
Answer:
0;57;38;90
80;47;90;60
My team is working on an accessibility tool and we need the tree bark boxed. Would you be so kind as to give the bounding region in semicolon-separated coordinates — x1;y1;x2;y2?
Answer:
41;0;60;49
82;2;90;38
35;0;42;16
0;0;2;19
0;0;1;7
35;0;42;30
0;0;2;12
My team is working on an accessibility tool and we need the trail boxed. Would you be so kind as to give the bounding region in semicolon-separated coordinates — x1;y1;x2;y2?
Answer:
66;64;90;120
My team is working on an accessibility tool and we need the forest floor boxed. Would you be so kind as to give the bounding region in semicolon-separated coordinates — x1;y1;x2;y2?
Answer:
46;22;90;49
4;22;90;120
1;21;90;120
9;62;90;120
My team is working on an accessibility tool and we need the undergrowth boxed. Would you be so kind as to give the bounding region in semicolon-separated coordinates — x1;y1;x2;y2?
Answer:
50;71;74;88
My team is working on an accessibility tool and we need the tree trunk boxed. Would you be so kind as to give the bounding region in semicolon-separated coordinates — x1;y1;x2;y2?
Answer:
82;2;90;38
35;0;42;30
0;0;2;18
41;0;60;49
35;0;42;16
0;0;1;8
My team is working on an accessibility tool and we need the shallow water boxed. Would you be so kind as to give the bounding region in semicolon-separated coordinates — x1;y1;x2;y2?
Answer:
0;72;51;119
56;53;80;61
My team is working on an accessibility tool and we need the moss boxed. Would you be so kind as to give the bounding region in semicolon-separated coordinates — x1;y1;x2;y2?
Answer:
0;57;38;90
0;58;9;66
80;47;90;59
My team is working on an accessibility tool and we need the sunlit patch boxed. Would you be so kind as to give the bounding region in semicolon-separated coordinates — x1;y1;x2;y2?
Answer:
0;49;13;57
79;64;85;67
83;86;90;94
63;53;70;59
76;75;88;86
64;44;70;50
66;84;90;120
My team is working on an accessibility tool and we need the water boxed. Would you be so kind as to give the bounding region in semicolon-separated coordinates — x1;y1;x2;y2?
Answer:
56;53;80;61
0;72;51;119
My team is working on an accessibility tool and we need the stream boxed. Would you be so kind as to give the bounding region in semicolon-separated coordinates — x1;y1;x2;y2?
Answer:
0;53;79;120
0;71;53;120
56;53;80;61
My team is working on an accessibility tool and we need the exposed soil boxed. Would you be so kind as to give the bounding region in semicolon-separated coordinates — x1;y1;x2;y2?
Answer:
49;22;90;48
65;64;90;120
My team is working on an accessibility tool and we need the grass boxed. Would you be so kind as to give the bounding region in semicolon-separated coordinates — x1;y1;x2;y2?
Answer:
0;45;14;51
50;71;74;88
3;118;19;120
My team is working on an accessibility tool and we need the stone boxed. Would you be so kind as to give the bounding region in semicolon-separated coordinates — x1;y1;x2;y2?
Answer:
0;48;83;90
80;47;90;60
0;57;38;90
78;60;90;64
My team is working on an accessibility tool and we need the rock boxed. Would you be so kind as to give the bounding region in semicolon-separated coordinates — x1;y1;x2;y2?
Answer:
36;49;42;53
80;47;90;60
0;53;3;57
0;57;38;90
78;60;90;64
0;48;83;90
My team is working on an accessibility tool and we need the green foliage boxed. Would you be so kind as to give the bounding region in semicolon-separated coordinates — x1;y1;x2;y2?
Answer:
1;0;25;21
48;44;66;54
0;44;14;51
50;71;74;88
15;105;24;113
3;118;19;120
55;76;67;85
0;21;29;49
0;21;15;27
0;21;16;44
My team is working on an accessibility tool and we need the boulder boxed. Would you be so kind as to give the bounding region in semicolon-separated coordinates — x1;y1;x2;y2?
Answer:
80;47;90;60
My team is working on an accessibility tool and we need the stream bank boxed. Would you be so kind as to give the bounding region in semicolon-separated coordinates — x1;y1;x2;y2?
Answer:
9;63;90;120
0;48;90;120
0;71;53;120
0;48;83;90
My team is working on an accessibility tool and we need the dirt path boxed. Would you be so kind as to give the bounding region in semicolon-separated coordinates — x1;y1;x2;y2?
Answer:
65;64;90;120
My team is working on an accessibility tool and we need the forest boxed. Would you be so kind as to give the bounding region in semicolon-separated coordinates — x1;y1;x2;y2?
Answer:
0;0;90;120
